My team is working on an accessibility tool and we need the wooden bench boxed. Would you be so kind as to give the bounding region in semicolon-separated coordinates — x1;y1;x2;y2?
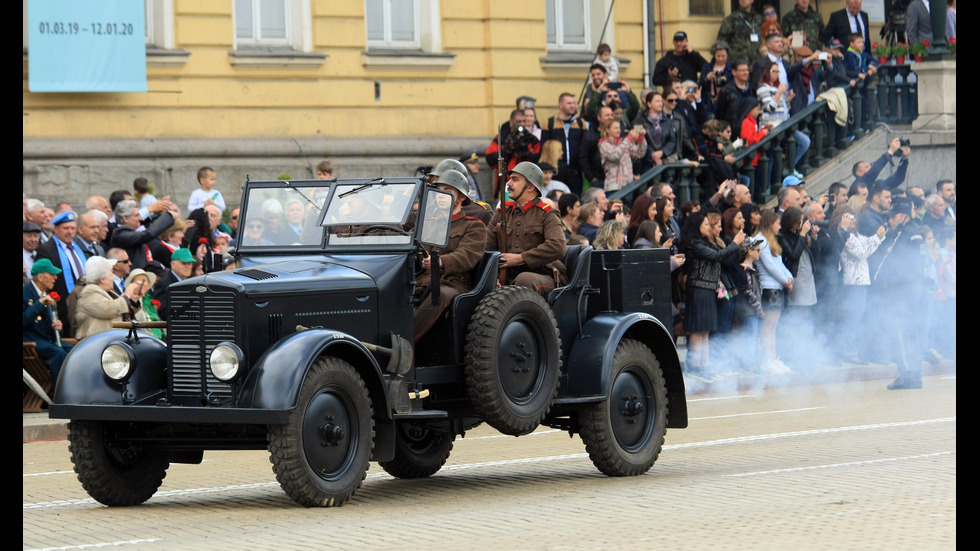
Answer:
23;338;78;413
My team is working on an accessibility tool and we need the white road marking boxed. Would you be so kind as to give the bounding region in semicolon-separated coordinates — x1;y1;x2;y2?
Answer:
726;451;955;477
24;539;162;551
24;417;955;510
690;407;822;420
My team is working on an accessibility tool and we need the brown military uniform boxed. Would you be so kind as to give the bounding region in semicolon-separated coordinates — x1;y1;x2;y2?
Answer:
486;198;567;294
414;213;489;340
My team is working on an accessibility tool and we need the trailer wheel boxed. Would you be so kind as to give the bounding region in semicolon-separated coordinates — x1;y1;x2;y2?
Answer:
464;286;561;436
579;339;668;476
268;356;374;507
379;422;455;479
68;420;169;506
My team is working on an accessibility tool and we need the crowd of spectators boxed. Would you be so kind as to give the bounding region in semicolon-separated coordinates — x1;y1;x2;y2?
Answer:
24;1;954;395
477;0;954;390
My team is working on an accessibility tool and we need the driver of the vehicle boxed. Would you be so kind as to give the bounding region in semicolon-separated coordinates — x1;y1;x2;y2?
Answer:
413;169;489;341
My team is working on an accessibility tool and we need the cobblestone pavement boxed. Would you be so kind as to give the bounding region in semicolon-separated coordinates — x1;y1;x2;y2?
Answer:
24;369;955;551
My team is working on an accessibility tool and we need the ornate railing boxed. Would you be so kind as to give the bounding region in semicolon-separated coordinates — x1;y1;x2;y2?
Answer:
609;68;920;206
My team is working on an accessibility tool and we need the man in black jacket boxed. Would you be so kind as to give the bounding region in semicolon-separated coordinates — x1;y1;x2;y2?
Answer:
541;92;587;195
653;31;709;88
715;60;756;132
110;199;175;271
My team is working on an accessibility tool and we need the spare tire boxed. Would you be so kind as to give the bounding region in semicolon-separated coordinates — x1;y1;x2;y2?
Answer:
464;286;561;435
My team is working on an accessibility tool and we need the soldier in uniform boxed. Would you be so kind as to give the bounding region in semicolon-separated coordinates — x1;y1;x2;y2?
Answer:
23;258;74;383
413;169;490;341
427;158;494;225
486;161;568;295
717;0;765;67
781;0;825;52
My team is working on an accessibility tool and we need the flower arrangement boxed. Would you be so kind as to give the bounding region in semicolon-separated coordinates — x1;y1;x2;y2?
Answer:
949;37;956;56
873;42;891;58
910;40;929;58
891;42;909;57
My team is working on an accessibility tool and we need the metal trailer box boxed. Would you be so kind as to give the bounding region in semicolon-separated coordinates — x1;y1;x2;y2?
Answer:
587;248;672;324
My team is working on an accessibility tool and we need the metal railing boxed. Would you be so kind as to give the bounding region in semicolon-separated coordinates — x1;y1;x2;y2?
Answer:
609;67;921;206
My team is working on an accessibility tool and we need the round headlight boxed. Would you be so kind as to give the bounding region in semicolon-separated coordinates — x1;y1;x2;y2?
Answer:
210;343;243;382
102;343;135;380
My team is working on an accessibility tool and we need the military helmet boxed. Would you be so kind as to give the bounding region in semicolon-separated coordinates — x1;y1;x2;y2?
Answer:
434;169;472;205
431;158;469;178
509;161;545;194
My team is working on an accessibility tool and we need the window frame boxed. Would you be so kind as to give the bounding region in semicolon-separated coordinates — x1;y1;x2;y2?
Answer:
546;0;592;53
366;0;421;50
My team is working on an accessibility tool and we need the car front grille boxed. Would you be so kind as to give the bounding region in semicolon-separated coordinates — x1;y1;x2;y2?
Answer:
168;287;237;403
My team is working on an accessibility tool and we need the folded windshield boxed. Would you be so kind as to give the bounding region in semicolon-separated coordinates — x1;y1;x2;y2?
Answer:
237;180;421;249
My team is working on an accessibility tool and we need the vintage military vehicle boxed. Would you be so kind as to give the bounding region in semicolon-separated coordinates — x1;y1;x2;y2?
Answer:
50;176;687;507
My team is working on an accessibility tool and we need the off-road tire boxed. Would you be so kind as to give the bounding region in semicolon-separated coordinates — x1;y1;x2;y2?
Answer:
378;422;455;478
464;285;561;436
268;356;374;507
579;339;668;476
67;420;169;506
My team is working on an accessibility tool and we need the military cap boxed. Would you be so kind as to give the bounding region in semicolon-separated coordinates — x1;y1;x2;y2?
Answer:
52;211;76;225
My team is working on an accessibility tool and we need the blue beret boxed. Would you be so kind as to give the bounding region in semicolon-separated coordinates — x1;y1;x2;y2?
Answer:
52;211;77;225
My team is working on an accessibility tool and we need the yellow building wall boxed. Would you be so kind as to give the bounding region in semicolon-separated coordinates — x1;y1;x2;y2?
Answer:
23;1;755;141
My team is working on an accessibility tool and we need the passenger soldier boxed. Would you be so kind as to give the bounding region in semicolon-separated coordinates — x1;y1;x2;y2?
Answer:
486;161;568;295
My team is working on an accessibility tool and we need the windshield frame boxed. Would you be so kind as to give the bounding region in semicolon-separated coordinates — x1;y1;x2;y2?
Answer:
235;177;426;254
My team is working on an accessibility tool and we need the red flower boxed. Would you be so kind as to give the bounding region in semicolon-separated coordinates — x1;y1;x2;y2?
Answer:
922;40;930;48
48;291;61;302
950;38;956;44
151;299;162;309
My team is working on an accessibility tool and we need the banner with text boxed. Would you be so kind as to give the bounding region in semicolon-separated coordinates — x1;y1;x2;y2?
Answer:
28;0;147;92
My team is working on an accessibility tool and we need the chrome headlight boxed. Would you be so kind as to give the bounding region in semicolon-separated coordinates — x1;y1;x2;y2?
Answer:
209;343;244;382
102;342;136;381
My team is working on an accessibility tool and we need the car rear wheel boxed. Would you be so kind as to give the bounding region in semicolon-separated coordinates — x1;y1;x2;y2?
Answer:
579;339;668;476
379;422;455;479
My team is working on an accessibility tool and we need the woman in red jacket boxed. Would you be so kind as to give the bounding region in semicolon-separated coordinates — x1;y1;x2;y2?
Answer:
738;97;773;204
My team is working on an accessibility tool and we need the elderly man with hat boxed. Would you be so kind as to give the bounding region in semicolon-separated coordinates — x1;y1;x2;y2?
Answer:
150;248;196;322
653;30;710;88
23;221;43;279
486;162;568;294
787;43;825;115
35;210;89;338
23;258;74;382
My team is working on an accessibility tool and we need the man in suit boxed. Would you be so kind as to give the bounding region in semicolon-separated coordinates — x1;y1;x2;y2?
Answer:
822;0;871;54
35;211;88;338
23;258;74;383
110;199;175;270
905;0;934;44
74;211;107;259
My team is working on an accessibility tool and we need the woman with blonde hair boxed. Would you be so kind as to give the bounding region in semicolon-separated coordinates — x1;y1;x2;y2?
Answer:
754;208;794;373
539;139;564;169
593;219;628;250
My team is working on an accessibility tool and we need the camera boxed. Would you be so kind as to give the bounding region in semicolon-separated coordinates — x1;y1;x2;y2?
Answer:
517;126;524;134
900;138;911;147
819;52;829;61
686;86;697;95
607;81;623;90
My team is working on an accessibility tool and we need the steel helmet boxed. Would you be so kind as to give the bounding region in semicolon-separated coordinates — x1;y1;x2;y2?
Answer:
434;169;472;205
508;161;544;194
431;158;469;178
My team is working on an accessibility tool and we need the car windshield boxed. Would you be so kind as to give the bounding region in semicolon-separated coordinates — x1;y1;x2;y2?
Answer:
237;179;421;250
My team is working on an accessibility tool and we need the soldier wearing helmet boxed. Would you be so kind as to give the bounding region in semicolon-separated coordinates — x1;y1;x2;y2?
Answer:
414;169;490;341
486;161;568;294
428;158;493;225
